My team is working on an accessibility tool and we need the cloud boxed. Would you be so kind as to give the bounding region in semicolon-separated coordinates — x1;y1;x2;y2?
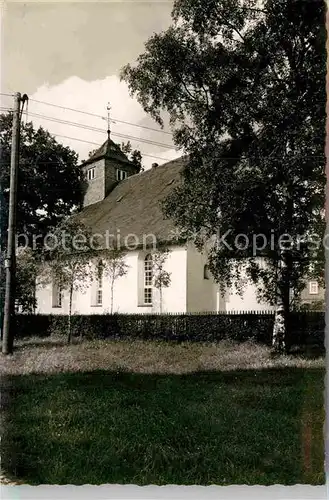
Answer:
26;76;180;169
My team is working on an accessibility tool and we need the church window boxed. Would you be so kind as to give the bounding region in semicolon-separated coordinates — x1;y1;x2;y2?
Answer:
203;264;210;280
96;261;103;306
116;169;128;181
88;167;95;180
144;254;153;304
96;289;103;306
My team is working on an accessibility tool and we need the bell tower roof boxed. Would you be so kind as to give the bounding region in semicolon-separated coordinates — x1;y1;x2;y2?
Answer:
82;138;132;166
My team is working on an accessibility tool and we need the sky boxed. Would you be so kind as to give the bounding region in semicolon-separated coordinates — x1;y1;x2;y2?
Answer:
1;1;179;168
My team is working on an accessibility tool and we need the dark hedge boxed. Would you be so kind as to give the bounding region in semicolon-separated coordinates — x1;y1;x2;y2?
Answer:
12;311;324;349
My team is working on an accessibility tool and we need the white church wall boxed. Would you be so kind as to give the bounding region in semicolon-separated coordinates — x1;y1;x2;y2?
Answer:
35;252;275;315
35;245;188;315
151;245;187;313
186;243;219;313
224;258;274;312
35;281;62;315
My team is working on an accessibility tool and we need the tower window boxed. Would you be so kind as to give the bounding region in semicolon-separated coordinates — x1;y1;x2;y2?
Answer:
116;169;128;181
309;281;318;295
144;254;153;305
88;167;95;180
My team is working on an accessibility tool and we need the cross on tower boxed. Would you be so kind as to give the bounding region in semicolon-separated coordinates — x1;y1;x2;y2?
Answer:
106;102;111;139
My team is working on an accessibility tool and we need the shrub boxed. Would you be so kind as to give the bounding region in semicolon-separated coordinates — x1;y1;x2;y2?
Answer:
13;311;324;349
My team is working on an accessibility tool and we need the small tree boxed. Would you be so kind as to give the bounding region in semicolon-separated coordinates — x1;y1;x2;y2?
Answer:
102;248;129;314
41;219;97;343
152;248;171;313
0;247;39;316
15;247;39;313
120;141;143;172
0;113;83;244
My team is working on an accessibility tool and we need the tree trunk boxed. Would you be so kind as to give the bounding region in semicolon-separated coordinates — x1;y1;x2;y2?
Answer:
159;287;163;314
68;284;73;344
272;253;286;353
33;275;37;314
273;154;294;353
110;279;114;314
272;290;286;352
272;251;290;353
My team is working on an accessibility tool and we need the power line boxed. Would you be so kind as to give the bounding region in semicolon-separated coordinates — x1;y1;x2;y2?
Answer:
0;106;176;161
52;134;173;162
19;109;174;149
1;106;174;149
0;106;324;160
28;98;173;136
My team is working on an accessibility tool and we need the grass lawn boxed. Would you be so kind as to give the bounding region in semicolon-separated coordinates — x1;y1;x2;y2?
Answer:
0;338;325;485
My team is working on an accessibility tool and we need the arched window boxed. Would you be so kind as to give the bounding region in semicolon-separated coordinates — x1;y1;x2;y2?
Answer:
203;264;210;280
144;254;153;304
96;260;103;305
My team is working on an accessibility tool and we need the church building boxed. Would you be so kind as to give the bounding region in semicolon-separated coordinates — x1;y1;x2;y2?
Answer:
35;133;273;315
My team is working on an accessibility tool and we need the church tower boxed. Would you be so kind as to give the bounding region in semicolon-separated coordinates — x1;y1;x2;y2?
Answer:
80;104;139;207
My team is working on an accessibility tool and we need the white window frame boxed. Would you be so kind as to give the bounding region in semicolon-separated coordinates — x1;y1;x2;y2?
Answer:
96;289;103;306
116;169;128;181
95;261;103;306
144;254;153;305
88;167;95;180
309;281;319;295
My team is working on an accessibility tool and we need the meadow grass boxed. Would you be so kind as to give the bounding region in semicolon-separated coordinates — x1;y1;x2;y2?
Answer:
0;338;325;485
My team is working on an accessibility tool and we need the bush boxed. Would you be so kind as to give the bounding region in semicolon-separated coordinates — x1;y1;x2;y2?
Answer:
286;311;325;349
13;311;324;349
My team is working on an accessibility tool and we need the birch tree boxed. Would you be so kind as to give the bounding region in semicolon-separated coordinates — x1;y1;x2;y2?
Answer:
121;0;325;351
102;248;129;314
152;248;171;313
41;219;96;343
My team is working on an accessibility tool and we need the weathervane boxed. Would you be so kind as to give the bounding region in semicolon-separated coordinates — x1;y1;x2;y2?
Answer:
106;102;111;139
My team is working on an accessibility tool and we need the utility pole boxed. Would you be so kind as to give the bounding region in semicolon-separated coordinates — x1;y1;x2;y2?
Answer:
0;173;3;335
2;92;26;355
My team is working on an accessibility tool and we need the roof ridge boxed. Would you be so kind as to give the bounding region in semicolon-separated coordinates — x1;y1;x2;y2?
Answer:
135;155;187;176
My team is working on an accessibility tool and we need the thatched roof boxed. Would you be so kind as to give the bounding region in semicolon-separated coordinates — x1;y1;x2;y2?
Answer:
77;156;188;248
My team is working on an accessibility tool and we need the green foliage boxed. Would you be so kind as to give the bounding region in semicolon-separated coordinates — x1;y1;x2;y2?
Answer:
151;248;172;312
121;0;326;342
0;113;84;244
299;299;325;312
0;247;40;315
40;218;99;342
15;247;38;313
41;219;95;287
100;248;129;313
152;248;171;289
120;140;143;172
